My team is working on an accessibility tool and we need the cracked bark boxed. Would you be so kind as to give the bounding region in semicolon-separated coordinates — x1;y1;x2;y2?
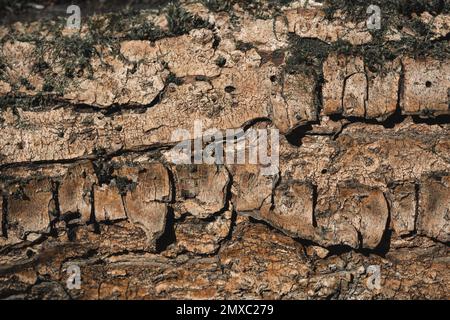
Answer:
0;0;449;300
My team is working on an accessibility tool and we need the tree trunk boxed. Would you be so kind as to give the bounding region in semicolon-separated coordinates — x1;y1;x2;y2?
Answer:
0;0;449;299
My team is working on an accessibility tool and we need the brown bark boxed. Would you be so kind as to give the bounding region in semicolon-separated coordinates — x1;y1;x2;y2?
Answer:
0;1;449;300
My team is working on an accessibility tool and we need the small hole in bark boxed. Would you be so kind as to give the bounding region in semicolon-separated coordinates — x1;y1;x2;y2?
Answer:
212;35;221;49
195;75;208;82
321;169;328;174
270;75;277;82
425;81;432;88
155;207;176;252
368;64;378;73
26;249;35;258
130;63;137;74
225;85;236;93
215;56;226;67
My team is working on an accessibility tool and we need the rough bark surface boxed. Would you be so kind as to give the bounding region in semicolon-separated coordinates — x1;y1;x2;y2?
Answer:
0;0;449;300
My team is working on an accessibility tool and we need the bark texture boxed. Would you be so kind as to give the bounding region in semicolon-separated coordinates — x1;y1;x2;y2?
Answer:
0;0;449;299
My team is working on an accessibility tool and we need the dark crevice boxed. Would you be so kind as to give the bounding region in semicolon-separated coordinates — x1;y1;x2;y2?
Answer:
0;85;167;116
0;142;173;171
154;164;177;252
242;206;398;259
87;184;100;234
285;124;313;147
311;184;318;228
329;107;407;130
1;194;7;238
155;206;176;252
164;164;177;204
325;244;354;257
65;223;78;242
47;180;61;239
412;114;450;125
361;193;393;257
59;248;99;267
220;209;237;246
314;72;325;117
210;166;236;248
364;72;369;119
241;117;272;131
396;58;405;118
413;182;420;235
244;212;344;257
0;116;272;171
91;86;166;117
361;229;393;258
224;85;236;93
92;158;114;186
285;106;410;148
0;156;96;171
50;180;60;220
0;231;50;258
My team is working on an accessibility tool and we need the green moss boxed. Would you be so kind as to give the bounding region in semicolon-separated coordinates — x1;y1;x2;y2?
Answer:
42;80;54;93
50;34;96;79
0;3;215;98
322;0;449;46
326;35;449;74
215;56;227;67
0;54;7;81
202;0;298;19
409;18;433;37
128;20;165;41
19;77;34;90
166;72;184;85
317;0;450;73
11;185;29;201
41;73;66;95
201;0;232;12
0;92;57;112
104;9;165;42
324;0;448;20
114;176;136;196
3;1;447;104
166;2;211;36
398;0;448;16
32;60;50;74
329;39;354;56
285;35;330;76
81;117;95;126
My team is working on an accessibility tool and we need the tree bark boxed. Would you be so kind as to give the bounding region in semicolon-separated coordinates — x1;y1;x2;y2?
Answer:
0;0;449;299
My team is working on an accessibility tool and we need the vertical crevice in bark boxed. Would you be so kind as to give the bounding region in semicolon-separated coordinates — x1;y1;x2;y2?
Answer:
397;58;405;117
369;193;393;257
312;184;318;228
1;194;7;238
155;164;177;252
285;124;314;146
155;206;176;253
413;182;420;236
363;70;370;119
49;180;60;238
89;185;100;234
